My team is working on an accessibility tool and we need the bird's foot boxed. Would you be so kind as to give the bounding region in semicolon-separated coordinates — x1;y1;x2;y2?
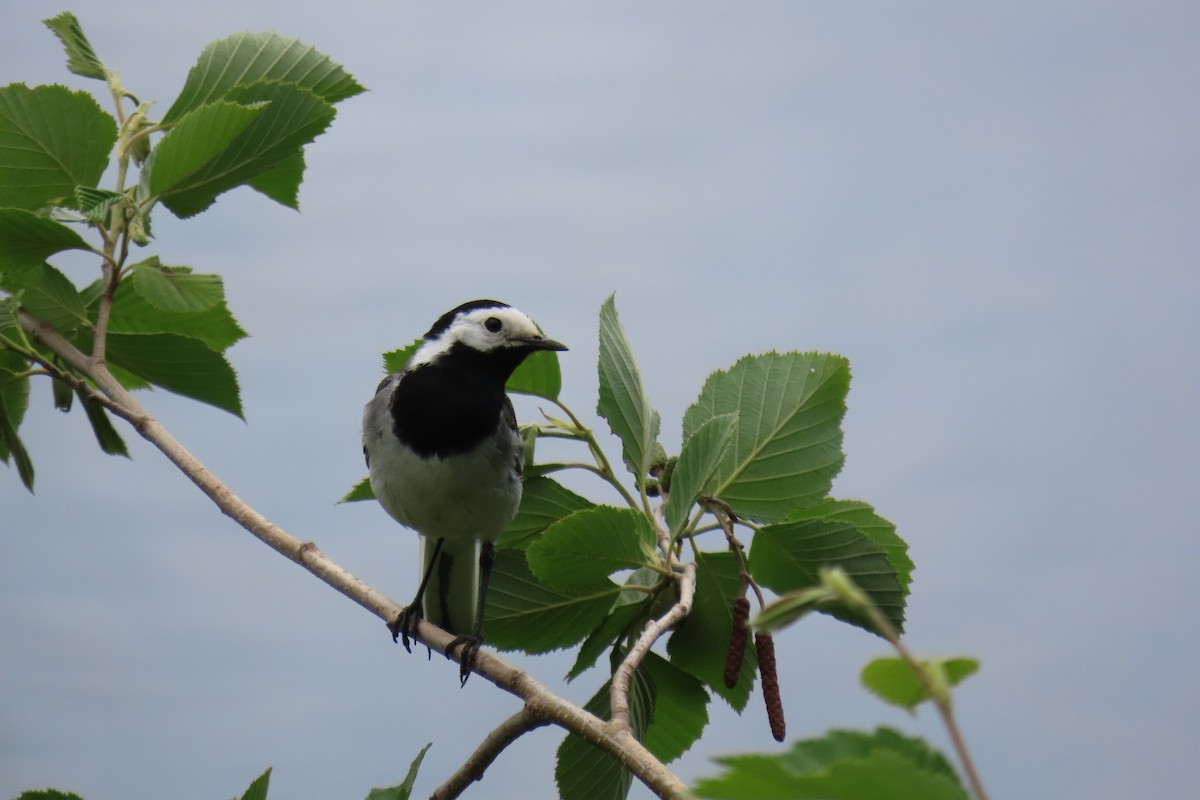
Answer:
388;603;424;653
445;634;483;687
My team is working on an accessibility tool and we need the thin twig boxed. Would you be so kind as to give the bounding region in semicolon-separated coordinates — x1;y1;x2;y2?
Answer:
610;562;696;730
431;706;551;800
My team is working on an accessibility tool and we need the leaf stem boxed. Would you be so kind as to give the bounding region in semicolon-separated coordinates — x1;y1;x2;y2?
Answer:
551;398;639;509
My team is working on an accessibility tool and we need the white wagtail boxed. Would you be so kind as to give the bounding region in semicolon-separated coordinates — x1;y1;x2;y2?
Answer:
362;300;567;684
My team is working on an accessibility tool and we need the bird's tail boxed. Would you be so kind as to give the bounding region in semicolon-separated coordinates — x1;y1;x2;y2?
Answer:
419;536;480;636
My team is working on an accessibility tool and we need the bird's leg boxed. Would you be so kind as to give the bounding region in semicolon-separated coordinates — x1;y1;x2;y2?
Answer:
446;539;495;686
389;537;445;653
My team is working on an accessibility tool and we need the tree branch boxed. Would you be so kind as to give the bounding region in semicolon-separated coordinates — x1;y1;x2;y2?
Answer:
21;312;695;800
431;706;550;800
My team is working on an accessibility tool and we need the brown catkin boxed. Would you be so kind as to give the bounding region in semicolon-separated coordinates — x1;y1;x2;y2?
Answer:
756;632;786;742
723;596;751;688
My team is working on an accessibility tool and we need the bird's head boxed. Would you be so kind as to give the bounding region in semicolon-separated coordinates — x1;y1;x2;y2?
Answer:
409;299;567;369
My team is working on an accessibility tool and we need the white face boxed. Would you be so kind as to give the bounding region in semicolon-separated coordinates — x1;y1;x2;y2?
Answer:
410;306;547;367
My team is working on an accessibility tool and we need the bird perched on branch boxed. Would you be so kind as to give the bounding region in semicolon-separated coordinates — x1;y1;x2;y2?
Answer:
362;300;567;684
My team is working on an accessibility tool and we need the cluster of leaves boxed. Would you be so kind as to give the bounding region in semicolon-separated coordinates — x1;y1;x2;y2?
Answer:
0;12;363;490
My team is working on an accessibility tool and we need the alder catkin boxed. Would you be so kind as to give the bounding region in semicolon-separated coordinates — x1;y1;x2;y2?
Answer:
755;632;786;742
723;595;751;689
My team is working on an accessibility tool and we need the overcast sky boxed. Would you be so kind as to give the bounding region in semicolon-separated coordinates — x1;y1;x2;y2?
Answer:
2;2;1198;799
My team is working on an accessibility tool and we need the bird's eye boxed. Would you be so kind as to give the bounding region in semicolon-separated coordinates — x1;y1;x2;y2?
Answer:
484;316;503;334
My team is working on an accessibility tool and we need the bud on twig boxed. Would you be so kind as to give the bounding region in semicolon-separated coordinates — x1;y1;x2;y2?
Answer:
756;632;786;742
724;595;751;688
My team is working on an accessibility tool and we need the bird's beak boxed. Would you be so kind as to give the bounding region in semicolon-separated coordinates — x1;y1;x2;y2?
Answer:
517;335;568;352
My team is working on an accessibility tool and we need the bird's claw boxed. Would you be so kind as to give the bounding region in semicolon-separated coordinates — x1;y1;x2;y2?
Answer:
446;634;482;686
388;604;423;654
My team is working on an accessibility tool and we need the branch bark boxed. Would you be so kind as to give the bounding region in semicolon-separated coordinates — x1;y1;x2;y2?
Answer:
21;312;695;800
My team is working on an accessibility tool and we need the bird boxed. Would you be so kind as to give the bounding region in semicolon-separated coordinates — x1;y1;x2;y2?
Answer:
362;299;567;684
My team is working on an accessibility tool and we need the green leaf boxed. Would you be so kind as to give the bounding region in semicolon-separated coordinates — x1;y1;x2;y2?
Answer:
42;12;108;81
642;652;710;764
157;82;335;218
683;352;849;522
381;337;562;401
499;475;593;550
666;552;756;711
664;412;736;536
2;262;89;336
0;388;35;490
238;767;271;800
596;294;661;487
567;592;652;682
0;292;20;333
248;148;305;208
74;186;124;225
787;499;913;595
382;339;421;373
0;210;92;273
556;673;654;800
694;727;967;800
13;791;85;800
366;743;432;800
527;506;659;592
0;84;117;210
77;388;129;457
162;32;365;124
103;332;243;417
104;276;246;352
485;548;618;654
130;259;224;312
339;475;374;503
749;519;906;635
0;349;32;431
509;347;563;400
148;101;266;199
861;657;980;713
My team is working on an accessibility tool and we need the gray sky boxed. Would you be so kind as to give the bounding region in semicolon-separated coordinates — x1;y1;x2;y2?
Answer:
2;2;1198;799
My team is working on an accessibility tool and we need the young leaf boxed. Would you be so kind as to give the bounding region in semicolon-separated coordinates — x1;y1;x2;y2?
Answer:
382;339;422;373
157;83;335;218
148;101;266;199
485;548;618;654
0;84;117;210
131;259;225;313
0;210;93;274
42;12;108;81
498;475;593;550
748;518;906;634
596;294;661;487
683;352;850;522
526;506;659;592
162;32;365;124
556;672;654;800
104;332;243;418
663;412;736;536
666;552;757;711
694;727;968;800
74;186;125;224
642;652;711;764
861;656;980;713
